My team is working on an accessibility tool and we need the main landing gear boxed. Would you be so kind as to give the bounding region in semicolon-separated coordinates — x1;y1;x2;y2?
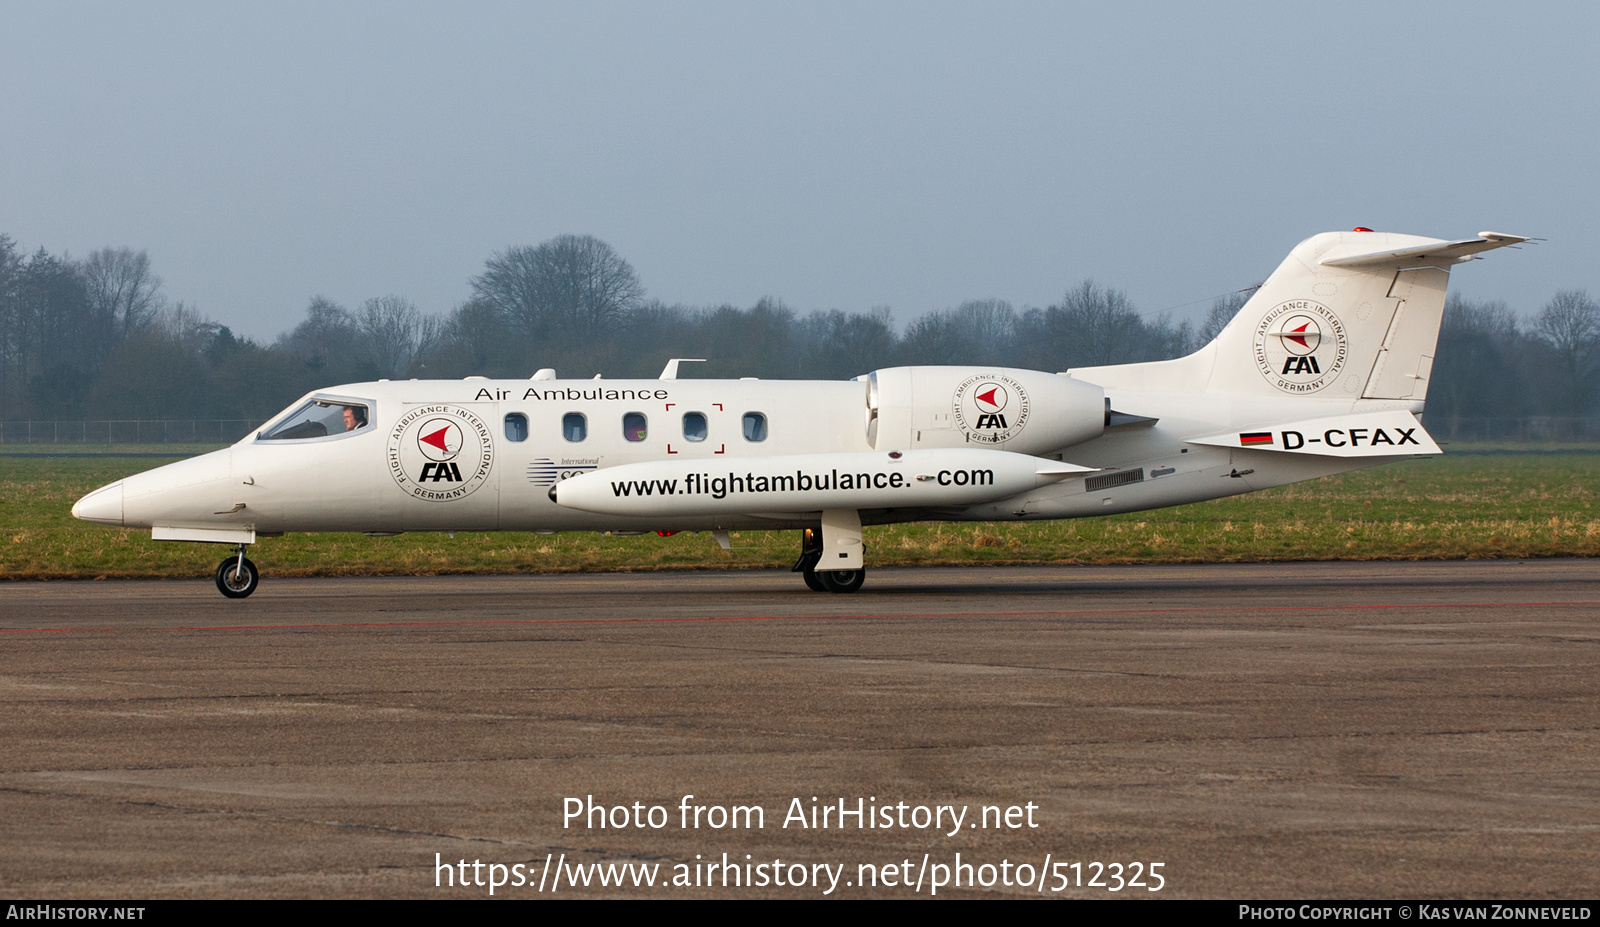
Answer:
817;568;865;593
793;526;866;593
215;544;259;598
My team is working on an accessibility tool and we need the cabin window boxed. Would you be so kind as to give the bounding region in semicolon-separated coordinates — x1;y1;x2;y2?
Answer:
504;413;528;442
260;399;372;441
682;412;708;442
563;412;587;442
623;412;648;442
742;412;768;442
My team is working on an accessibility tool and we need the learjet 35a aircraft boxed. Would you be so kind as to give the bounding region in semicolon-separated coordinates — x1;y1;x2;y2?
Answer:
73;228;1527;597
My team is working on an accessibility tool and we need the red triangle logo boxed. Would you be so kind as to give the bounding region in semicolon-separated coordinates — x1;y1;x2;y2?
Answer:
420;426;452;452
976;387;999;407
1286;322;1311;349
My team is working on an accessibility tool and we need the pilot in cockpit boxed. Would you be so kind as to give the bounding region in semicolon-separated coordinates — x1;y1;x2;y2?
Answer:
343;405;368;433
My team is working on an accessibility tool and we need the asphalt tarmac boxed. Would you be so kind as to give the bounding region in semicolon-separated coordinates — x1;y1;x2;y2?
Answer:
1;561;1597;899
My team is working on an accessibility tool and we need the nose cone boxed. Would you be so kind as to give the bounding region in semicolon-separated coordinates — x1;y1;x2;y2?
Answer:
73;481;125;526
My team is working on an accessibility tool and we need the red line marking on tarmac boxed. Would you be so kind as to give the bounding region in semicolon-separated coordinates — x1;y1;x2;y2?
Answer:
3;600;1597;635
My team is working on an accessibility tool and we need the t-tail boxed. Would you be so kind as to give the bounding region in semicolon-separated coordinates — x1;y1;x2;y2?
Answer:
1075;229;1529;406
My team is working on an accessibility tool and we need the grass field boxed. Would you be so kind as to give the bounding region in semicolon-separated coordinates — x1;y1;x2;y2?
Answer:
2;449;1597;579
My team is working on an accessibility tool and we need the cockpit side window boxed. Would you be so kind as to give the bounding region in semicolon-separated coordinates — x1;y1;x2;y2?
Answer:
260;399;374;441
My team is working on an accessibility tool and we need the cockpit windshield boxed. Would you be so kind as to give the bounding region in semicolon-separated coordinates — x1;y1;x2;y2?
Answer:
259;398;373;441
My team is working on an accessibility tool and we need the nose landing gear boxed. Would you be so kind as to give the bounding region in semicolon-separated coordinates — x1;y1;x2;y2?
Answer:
215;544;259;598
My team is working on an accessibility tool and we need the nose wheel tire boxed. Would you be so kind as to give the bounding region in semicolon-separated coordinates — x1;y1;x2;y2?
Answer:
817;569;864;593
215;557;259;598
802;568;827;592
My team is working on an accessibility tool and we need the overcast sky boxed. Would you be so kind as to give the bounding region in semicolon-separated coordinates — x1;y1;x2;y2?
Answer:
2;2;1594;342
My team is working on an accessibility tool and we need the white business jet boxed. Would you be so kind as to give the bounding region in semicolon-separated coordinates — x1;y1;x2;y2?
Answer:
73;228;1526;597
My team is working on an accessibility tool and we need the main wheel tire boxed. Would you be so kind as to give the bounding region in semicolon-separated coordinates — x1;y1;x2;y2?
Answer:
802;568;826;592
215;556;259;598
817;569;864;593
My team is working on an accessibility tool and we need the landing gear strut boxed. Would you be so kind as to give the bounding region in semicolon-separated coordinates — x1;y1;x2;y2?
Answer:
792;525;865;593
794;527;827;591
215;544;259;598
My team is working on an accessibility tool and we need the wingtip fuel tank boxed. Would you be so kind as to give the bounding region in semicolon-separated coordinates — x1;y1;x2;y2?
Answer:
551;449;1095;518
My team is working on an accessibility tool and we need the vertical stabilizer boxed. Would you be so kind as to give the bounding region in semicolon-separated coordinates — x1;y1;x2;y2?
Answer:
1196;230;1526;404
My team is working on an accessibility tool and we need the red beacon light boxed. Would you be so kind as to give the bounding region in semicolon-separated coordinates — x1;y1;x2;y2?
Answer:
1352;227;1374;232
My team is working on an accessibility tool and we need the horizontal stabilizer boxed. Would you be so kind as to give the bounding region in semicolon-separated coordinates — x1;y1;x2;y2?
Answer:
1187;410;1440;458
1319;232;1529;269
1107;410;1158;427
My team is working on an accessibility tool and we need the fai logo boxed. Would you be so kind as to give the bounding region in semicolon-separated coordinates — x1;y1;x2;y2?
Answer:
1253;300;1348;393
388;405;494;501
952;375;1030;444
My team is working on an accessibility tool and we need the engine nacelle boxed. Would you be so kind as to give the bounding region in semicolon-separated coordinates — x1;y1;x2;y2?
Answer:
864;366;1104;456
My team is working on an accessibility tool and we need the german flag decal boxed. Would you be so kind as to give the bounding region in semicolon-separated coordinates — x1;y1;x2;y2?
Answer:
1239;432;1274;446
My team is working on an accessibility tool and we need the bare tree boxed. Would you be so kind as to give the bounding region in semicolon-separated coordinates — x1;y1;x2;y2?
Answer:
1432;293;1525;430
82;247;163;345
948;299;1015;361
798;309;897;379
1051;280;1146;366
16;249;94;415
280;296;358;375
427;296;516;377
155;301;221;355
0;235;21;412
900;311;964;365
901;298;1017;365
1534;289;1600;413
673;297;803;378
471;235;644;346
1200;291;1251;344
1444;292;1518;341
1147;313;1196;358
356;295;439;379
